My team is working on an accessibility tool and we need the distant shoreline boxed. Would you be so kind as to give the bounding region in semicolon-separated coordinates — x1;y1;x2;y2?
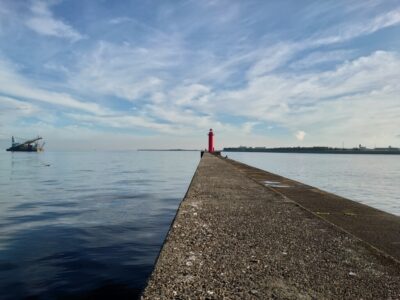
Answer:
138;149;200;152
223;147;400;155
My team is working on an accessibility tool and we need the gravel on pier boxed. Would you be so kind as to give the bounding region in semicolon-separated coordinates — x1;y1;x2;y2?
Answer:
142;153;400;299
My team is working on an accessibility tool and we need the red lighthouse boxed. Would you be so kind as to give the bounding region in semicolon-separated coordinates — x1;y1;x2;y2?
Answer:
208;129;214;153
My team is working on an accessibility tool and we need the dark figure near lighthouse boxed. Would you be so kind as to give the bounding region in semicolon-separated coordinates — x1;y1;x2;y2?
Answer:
208;129;214;153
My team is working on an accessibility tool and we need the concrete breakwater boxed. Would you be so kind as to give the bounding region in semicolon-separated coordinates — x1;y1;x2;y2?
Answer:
142;153;400;299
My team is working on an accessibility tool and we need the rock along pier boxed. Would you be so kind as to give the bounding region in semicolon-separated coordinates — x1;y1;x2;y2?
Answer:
142;153;400;299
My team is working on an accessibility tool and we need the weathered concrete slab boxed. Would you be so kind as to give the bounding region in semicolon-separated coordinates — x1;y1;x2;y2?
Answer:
227;158;400;262
142;153;400;299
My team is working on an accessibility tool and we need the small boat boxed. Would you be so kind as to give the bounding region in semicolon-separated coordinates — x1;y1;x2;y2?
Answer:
6;136;45;152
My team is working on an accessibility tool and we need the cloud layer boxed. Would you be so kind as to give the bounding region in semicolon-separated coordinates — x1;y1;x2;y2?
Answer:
0;0;399;149
26;1;83;41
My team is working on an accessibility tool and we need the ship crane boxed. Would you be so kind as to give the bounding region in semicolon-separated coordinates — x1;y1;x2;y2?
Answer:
6;136;44;152
20;136;43;145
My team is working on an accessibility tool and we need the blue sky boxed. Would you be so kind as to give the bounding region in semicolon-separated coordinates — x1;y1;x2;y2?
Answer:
0;0;399;150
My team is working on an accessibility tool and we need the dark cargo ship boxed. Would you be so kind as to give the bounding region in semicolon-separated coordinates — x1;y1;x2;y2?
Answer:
6;136;44;152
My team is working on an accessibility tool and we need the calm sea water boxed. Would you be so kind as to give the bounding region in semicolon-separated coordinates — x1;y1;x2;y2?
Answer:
225;152;400;216
1;151;399;299
0;151;199;299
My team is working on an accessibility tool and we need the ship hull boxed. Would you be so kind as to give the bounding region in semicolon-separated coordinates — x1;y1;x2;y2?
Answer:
6;148;41;152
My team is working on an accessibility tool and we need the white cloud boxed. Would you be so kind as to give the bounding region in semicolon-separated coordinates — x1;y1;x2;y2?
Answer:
145;104;212;129
0;95;61;139
0;96;38;115
295;131;306;141
168;84;211;106
212;51;400;146
239;7;400;81
246;43;298;79
70;41;180;101
290;50;355;70
242;122;258;134
312;7;400;46
67;113;176;133
0;58;106;114
109;17;131;25
25;1;83;41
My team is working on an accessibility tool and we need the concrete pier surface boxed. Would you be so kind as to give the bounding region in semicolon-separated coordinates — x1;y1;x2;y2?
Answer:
142;153;400;299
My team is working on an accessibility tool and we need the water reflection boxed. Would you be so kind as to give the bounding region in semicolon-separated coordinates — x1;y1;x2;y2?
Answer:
0;151;199;299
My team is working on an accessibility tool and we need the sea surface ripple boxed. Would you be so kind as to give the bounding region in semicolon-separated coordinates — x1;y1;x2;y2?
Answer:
0;151;199;299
